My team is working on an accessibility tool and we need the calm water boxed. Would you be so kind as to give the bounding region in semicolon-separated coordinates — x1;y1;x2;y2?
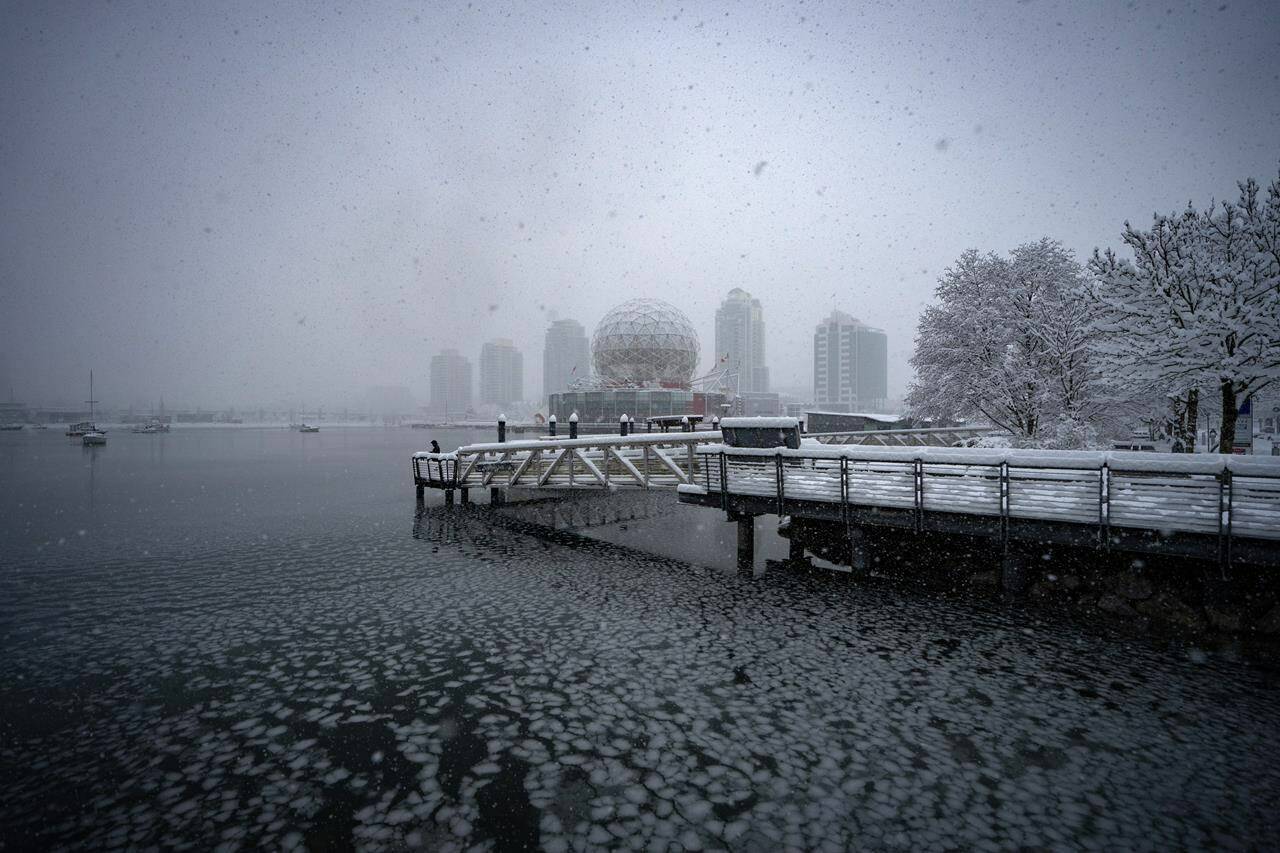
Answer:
1;426;1278;850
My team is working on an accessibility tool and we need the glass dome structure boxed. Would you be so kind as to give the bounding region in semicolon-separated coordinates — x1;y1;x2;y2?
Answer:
591;298;700;388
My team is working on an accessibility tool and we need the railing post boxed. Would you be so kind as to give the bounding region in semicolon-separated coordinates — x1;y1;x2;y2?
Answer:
913;458;924;532
776;453;785;515
840;456;849;533
719;451;728;511
999;461;1010;552
1219;468;1233;574
1099;463;1110;550
548;414;557;437
569;411;579;440
497;413;507;443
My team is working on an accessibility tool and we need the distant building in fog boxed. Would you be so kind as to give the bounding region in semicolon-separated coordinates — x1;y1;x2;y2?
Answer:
479;339;523;407
714;288;769;393
812;310;888;412
429;349;472;418
543;319;589;401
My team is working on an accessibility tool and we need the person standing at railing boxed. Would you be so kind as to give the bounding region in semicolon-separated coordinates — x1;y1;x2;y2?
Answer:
430;440;441;454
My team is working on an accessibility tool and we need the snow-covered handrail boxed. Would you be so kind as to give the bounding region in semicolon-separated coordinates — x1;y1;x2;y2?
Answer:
696;442;1280;475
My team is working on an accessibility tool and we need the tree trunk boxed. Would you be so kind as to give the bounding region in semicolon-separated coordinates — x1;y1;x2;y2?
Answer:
1168;389;1198;452
1218;379;1237;455
1181;388;1199;452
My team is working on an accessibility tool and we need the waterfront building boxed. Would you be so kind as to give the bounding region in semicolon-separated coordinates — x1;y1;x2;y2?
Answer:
479;339;524;407
548;298;725;422
429;349;473;418
542;319;590;401
714;288;769;393
812;310;888;413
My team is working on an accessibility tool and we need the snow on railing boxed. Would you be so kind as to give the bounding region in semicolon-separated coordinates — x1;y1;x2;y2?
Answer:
694;444;1280;543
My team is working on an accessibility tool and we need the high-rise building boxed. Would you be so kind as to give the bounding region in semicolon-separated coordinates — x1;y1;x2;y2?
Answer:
812;310;888;412
429;349;473;418
542;319;590;401
714;288;769;393
479;339;524;406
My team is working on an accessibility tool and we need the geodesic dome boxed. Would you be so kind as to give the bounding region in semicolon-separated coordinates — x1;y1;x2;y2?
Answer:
591;298;700;388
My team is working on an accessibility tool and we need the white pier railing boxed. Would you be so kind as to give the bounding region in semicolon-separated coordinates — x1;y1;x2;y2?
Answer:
677;443;1280;564
807;425;998;447
414;431;719;491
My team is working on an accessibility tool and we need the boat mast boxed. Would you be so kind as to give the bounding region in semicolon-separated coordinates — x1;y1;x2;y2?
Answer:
86;370;98;423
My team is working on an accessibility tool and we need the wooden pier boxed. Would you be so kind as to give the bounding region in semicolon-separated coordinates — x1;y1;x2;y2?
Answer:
677;441;1280;574
412;417;1280;575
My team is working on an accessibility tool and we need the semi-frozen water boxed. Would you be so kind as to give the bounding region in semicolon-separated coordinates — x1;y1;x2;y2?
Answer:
1;427;1277;849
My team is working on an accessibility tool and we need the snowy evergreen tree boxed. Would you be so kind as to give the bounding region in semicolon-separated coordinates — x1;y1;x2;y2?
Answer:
1089;170;1280;452
909;239;1113;445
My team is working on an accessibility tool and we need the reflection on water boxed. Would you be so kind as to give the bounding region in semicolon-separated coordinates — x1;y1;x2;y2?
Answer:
1;428;1278;848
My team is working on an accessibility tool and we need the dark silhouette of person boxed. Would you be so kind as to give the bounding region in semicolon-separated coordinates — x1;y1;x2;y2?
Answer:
430;440;441;454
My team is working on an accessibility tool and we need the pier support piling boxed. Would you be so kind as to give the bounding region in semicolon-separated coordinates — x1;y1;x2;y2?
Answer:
415;483;424;500
1000;546;1031;595
460;488;470;505
490;487;504;506
445;489;454;505
848;526;871;572
736;514;756;574
789;536;806;564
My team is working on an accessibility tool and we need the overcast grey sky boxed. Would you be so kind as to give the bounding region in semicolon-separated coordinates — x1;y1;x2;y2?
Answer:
2;0;1277;409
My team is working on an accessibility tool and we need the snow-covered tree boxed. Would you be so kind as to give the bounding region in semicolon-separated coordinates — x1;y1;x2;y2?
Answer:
1089;170;1280;452
909;239;1114;445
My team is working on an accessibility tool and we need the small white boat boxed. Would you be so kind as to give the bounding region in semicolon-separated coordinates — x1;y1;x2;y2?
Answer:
131;418;171;434
298;424;320;433
72;371;106;444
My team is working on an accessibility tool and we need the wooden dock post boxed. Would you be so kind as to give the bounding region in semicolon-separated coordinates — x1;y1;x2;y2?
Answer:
569;412;579;439
460;487;470;504
445;489;454;505
847;526;870;571
490;487;503;506
497;414;507;443
1000;545;1029;595
736;513;756;573
416;483;424;500
620;414;629;436
548;414;557;437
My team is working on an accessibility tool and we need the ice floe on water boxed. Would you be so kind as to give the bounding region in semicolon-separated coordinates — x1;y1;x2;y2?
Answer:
1;504;1279;849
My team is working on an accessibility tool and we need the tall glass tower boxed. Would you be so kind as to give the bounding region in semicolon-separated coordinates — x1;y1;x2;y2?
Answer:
714;288;769;393
812;310;888;412
542;319;590;401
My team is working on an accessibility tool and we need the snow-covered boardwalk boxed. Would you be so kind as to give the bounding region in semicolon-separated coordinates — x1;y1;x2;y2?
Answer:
677;443;1280;568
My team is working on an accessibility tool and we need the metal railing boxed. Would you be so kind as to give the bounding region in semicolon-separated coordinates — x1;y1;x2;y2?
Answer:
414;431;722;491
691;445;1280;560
807;425;999;447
